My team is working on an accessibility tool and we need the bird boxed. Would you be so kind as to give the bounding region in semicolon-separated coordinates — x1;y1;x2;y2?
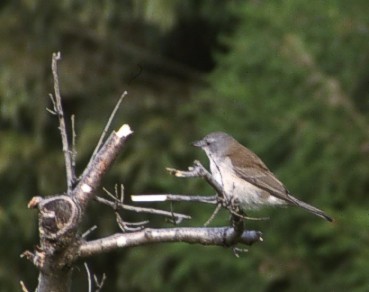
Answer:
193;131;333;222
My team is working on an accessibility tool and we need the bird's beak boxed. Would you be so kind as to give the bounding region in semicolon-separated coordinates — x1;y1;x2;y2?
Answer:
192;139;205;148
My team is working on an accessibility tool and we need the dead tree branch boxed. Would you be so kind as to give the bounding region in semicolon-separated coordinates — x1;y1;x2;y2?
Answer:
95;196;191;221
79;227;262;258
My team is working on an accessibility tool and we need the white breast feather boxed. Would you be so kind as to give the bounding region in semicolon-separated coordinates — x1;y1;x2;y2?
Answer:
208;155;284;210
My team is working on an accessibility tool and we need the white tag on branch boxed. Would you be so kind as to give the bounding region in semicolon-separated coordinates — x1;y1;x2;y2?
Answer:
131;195;168;202
81;184;92;193
116;124;133;138
117;236;127;247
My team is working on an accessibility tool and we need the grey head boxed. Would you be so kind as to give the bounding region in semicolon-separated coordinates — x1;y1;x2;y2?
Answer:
192;131;236;156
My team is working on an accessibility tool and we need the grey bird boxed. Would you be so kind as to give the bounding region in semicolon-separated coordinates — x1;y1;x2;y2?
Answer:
193;131;333;222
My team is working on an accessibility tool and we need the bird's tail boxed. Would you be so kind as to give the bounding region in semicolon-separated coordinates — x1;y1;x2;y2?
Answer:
287;195;333;222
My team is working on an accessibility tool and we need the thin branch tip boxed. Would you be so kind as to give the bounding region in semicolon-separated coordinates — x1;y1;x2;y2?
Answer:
20;281;29;292
53;51;61;60
50;52;75;192
27;196;43;209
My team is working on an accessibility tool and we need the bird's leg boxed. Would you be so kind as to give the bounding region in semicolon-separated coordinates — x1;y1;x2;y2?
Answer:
231;210;244;234
229;197;247;220
224;199;245;248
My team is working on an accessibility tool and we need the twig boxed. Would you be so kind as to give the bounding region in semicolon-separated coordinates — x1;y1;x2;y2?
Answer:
79;227;263;258
115;212;148;232
82;225;98;239
204;203;222;226
94;273;107;292
166;202;181;225
95;196;191;221
91;91;128;162
84;262;92;292
71;114;77;183
97;195;191;220
50;52;75;193
46;106;57;115
103;187;119;202
119;184;125;202
19;281;29;292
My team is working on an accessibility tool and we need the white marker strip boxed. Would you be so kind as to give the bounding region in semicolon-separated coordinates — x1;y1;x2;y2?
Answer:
116;124;133;138
81;184;92;193
131;195;168;202
117;236;127;247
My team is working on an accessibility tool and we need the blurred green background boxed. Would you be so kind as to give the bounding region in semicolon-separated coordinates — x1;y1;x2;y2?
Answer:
1;0;369;291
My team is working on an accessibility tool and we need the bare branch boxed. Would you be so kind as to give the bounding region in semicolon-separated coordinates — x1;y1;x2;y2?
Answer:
71;114;77;182
50;52;75;193
102;186;194;223
84;262;107;292
95;196;191;221
84;263;92;292
19;281;29;292
94;273;107;292
115;212;148;232
82;226;98;239
103;186;120;202
119;184;125;202
79;227;263;258
46;106;57;115
204;204;222;226
90;91;128;166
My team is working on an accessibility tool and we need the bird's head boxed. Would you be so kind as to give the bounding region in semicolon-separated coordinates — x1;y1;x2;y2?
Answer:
192;131;235;156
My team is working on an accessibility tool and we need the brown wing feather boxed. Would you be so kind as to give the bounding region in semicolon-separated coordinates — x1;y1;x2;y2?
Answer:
227;142;295;204
232;165;294;202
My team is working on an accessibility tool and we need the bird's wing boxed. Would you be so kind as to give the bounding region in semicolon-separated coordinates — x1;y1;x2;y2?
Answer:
226;145;298;204
232;164;295;203
233;164;333;221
